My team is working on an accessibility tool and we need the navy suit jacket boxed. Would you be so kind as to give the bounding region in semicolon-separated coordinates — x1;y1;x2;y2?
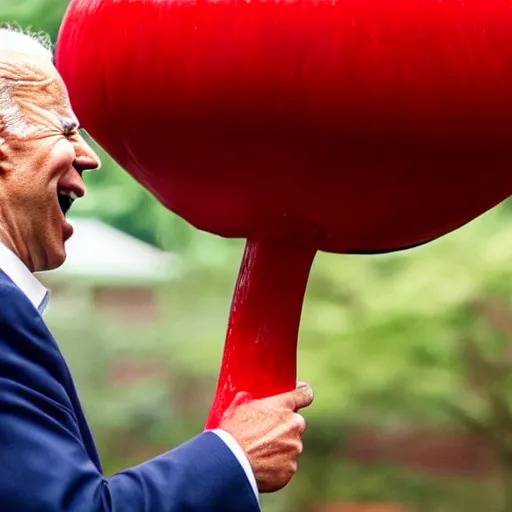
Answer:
0;271;259;511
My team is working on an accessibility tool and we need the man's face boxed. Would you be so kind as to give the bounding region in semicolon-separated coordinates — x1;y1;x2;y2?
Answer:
0;53;100;272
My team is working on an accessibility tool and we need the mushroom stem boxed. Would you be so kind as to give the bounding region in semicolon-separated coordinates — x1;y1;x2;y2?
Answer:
205;237;316;429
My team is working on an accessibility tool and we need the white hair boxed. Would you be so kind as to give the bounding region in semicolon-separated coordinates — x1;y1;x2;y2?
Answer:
0;24;53;60
0;25;54;139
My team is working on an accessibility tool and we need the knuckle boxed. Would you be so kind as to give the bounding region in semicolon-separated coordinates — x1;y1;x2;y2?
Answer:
288;438;303;457
275;459;299;488
293;413;307;432
280;460;296;477
285;439;302;457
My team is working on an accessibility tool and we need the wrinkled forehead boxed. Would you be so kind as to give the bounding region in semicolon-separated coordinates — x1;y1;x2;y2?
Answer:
0;54;78;135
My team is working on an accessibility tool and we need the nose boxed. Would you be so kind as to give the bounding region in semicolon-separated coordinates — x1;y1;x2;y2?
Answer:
74;135;101;173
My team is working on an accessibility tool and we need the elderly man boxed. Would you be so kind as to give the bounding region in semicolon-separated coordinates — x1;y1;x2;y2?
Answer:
0;27;313;511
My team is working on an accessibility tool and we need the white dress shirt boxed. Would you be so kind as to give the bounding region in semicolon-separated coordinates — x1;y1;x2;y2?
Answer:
0;242;259;506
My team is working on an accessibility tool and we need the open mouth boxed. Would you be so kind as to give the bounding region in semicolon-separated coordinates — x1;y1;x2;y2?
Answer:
57;189;78;216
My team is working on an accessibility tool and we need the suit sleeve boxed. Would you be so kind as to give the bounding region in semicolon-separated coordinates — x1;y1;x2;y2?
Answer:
211;428;260;501
0;283;260;512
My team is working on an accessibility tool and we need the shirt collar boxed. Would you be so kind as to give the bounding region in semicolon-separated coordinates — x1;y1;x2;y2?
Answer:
0;242;50;314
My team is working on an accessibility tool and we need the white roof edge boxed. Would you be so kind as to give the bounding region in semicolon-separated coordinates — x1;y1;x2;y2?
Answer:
41;217;180;283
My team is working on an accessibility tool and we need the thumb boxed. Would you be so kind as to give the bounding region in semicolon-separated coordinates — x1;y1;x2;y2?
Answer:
265;383;314;411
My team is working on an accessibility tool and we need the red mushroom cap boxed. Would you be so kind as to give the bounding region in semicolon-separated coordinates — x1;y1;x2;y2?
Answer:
56;0;512;255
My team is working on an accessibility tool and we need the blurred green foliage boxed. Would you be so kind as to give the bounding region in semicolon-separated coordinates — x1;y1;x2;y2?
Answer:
1;0;69;35
3;2;512;511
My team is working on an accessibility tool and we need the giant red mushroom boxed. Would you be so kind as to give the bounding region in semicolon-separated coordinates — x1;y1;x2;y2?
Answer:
56;0;512;429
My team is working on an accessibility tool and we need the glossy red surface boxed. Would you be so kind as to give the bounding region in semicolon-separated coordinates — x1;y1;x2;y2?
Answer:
205;240;315;428
56;0;512;252
56;0;512;427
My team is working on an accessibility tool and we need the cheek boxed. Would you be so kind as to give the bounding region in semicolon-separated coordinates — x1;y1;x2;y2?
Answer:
17;138;75;191
37;139;75;179
5;139;73;199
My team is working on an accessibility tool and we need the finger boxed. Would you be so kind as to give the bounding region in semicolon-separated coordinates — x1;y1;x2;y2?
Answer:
291;384;314;410
266;384;314;411
292;413;307;434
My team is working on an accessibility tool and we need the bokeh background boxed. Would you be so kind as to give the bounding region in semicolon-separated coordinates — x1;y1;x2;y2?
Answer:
3;2;512;511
